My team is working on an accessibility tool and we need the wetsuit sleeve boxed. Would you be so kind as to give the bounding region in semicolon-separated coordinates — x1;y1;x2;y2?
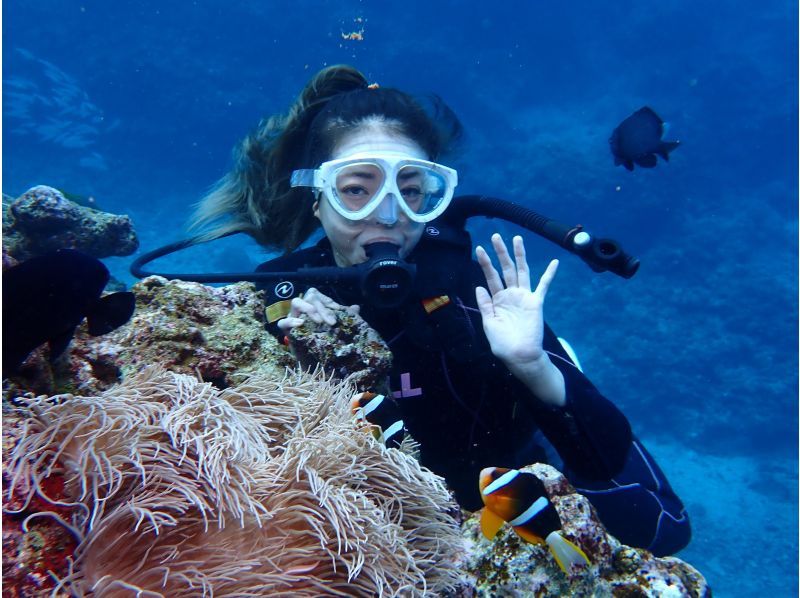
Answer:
254;260;294;340
516;327;691;554
462;258;633;480
519;324;633;481
462;257;690;553
253;240;357;340
567;437;692;556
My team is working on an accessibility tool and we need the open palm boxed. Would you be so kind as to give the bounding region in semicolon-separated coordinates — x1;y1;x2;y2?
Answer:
475;234;558;368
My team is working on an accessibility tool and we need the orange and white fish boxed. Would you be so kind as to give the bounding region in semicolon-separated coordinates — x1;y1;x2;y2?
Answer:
350;391;406;448
479;467;591;574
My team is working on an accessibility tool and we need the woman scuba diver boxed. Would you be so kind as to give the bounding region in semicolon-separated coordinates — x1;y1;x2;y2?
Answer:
157;65;690;556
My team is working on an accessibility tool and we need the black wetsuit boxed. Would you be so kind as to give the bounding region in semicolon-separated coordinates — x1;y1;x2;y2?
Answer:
256;225;691;556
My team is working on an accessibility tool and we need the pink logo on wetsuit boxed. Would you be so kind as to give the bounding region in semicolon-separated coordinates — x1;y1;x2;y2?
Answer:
392;372;422;399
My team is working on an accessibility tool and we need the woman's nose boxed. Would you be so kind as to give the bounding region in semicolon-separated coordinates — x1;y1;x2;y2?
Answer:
372;193;399;226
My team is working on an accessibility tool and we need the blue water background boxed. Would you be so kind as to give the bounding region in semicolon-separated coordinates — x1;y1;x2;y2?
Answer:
4;1;798;595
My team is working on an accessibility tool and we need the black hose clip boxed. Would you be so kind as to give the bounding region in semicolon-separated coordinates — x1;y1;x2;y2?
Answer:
564;225;640;278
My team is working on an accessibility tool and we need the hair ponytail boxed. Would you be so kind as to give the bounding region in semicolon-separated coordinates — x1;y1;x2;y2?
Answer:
189;65;368;252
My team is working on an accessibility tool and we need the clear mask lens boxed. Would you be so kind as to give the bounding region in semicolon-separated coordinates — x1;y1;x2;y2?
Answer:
332;162;386;212
331;162;449;219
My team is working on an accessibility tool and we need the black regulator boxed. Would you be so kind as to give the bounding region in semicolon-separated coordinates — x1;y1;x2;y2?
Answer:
130;195;638;309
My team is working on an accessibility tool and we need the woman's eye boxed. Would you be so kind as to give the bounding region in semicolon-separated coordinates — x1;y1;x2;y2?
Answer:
401;186;422;200
341;185;369;197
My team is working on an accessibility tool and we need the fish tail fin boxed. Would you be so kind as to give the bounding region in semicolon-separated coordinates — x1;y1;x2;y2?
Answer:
658;140;680;160
545;531;591;574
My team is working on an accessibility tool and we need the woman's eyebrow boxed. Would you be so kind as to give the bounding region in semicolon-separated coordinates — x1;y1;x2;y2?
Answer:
343;169;379;179
397;169;423;181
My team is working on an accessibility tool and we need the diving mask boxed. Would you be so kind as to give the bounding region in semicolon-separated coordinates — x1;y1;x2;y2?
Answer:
291;151;458;223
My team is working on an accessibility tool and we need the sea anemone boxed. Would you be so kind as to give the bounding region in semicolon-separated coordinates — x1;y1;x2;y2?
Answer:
7;367;465;596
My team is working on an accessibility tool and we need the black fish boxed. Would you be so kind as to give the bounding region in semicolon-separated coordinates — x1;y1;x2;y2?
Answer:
609;106;680;171
2;249;136;374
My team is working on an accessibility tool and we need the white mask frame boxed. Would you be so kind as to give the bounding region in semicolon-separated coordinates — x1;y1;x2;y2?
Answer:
291;151;458;223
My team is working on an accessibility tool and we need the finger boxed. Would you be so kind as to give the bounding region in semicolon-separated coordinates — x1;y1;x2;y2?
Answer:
475;286;494;318
492;233;517;288
476;245;504;296
289;297;315;317
533;259;559;300
311;300;337;326
304;288;340;325
277;316;305;332
289;297;325;324
513;236;531;290
305;288;343;309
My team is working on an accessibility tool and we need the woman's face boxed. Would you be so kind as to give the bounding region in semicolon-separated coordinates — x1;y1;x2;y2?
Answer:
313;124;427;267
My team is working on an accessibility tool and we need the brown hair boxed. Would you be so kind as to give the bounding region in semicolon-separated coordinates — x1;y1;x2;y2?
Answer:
189;65;462;253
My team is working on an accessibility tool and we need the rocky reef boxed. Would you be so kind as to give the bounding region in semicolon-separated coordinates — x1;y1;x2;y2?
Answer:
2;185;138;262
288;304;394;391
3;276;289;398
2;214;710;595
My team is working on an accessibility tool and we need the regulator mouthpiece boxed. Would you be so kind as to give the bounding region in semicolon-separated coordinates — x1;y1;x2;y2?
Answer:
361;243;416;308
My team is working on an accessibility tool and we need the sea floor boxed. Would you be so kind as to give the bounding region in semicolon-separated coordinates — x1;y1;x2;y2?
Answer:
644;438;798;597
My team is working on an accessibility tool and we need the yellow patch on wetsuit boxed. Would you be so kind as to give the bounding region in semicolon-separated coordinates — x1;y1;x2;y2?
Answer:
421;295;450;314
265;300;292;323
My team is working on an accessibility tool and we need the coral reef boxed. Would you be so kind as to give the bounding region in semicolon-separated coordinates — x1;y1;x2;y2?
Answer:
6;367;466;596
289;304;394;391
3;276;289;398
2;404;76;597
2;271;711;596
2;185;138;261
461;464;711;597
102;276;290;387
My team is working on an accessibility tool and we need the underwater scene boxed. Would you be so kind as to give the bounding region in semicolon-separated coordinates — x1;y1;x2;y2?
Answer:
3;1;797;596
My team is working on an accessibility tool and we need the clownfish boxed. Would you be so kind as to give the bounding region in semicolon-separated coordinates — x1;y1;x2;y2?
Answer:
479;467;591;574
350;391;406;448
